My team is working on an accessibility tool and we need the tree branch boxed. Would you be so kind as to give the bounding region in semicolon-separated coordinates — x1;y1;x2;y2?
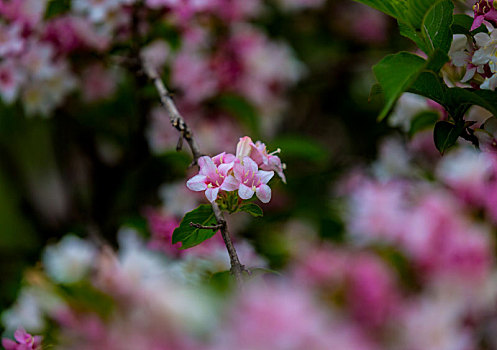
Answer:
141;62;203;164
140;59;246;285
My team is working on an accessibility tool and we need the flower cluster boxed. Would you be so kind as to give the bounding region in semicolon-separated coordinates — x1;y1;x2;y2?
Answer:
448;0;497;90
186;136;285;204
2;328;42;350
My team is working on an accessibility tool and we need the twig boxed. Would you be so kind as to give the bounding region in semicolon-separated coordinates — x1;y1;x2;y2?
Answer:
189;222;224;230
141;61;203;164
141;59;246;286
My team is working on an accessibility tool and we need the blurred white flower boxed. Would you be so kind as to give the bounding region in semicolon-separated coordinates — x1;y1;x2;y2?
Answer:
43;234;97;284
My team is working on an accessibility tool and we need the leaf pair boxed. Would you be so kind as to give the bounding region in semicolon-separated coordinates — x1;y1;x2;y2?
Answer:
172;203;263;249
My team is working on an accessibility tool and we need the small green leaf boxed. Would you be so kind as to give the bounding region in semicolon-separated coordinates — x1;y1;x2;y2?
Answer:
351;0;407;22
239;203;263;217
421;0;454;54
433;121;462;154
373;52;427;121
451;14;487;35
409;111;440;137
172;205;218;249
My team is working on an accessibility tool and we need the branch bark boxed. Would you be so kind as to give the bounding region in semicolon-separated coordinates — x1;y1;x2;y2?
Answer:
141;59;246;285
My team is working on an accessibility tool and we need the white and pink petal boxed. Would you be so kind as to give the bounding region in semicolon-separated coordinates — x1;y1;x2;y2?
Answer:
186;174;208;191
256;184;271;203
238;183;255;200
205;187;220;203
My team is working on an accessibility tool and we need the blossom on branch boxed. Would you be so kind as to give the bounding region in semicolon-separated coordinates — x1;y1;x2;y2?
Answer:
186;136;284;204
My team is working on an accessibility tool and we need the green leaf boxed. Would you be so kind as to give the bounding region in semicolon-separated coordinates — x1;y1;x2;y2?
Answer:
421;0;454;54
409;111;440;137
409;73;497;120
451;14;487;35
270;135;328;164
238;203;263;217
407;0;439;28
398;21;431;54
172;205;218;249
44;0;72;19
351;0;407;21
217;94;260;137
373;52;427;121
433;121;462;154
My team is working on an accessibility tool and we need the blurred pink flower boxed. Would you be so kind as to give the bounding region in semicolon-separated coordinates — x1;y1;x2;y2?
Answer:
145;208;181;256
81;63;118;102
0;60;25;103
2;328;42;350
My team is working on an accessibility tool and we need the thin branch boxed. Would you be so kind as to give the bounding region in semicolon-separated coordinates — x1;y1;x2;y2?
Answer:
189;222;224;230
141;61;203;163
140;58;246;286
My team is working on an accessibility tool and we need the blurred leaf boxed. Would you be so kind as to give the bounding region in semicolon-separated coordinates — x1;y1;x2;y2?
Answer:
270;136;328;164
44;0;72;19
217;94;260;137
238;203;263;217
433;121;462;154
351;0;407;22
172;205;218;249
368;83;383;103
58;281;114;318
409;111;440;137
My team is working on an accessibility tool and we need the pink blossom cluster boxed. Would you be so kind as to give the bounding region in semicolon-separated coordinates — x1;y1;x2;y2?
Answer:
448;0;497;90
0;0;312;124
186;136;285;203
2;328;42;350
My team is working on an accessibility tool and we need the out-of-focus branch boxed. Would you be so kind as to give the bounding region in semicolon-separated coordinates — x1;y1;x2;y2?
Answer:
140;59;245;285
141;62;203;163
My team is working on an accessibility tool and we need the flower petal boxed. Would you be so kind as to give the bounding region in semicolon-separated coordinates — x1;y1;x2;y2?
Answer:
186;174;208;191
256;184;272;203
257;170;274;184
14;329;28;343
236;136;252;159
1;339;17;350
233;162;245;181
199;156;217;177
221;175;239;191
474;32;491;47
205;187;220;203
243;156;258;173
238;183;254;200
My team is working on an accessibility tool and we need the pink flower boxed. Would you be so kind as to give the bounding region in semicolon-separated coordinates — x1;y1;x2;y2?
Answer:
250;140;286;183
223;156;274;203
212;151;236;167
0;23;24;58
145;208;181;256
472;0;497;31
235;136;252;159
0;60;25;103
235;136;286;183
2;328;42;350
186;155;234;202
